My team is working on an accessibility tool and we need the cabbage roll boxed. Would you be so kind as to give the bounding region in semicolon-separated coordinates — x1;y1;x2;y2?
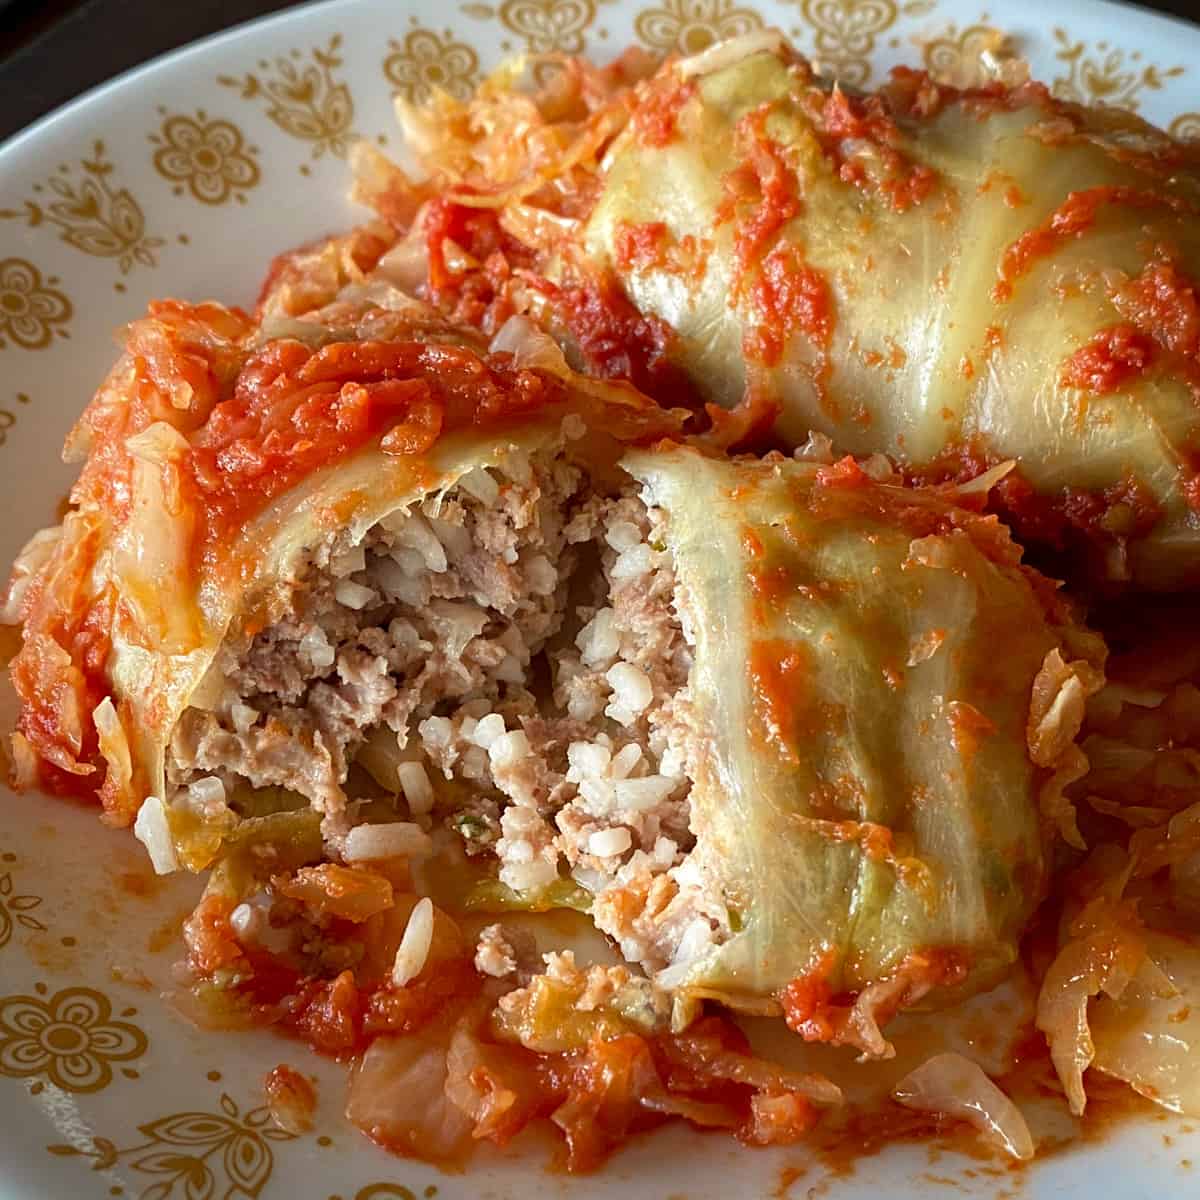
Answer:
584;42;1200;586
2;272;677;870
609;448;1104;1026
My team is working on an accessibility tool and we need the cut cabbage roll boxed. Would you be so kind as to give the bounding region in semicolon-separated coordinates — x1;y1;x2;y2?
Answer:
606;448;1104;1028
1;275;678;867
584;40;1200;587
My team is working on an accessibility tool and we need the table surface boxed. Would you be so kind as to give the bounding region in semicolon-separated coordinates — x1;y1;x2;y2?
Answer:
0;0;1197;145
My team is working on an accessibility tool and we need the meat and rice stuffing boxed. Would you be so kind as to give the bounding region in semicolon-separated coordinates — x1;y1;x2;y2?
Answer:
160;428;716;980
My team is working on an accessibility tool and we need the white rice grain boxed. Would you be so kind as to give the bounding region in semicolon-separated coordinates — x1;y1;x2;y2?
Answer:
397;762;435;815
611;543;654;580
526;555;557;596
495;654;525;684
370;556;413;598
614;776;676;811
577;608;619;666
391;512;447;573
605;662;652;722
186;776;228;818
458;467;499;505
334;580;377;611
605;521;643;552
300;626;336;670
588;827;633;857
489;730;530;769
391;897;434;986
331;545;367;576
471;713;506;749
567;740;612;781
344;821;433;862
230;703;258;733
609;743;643;779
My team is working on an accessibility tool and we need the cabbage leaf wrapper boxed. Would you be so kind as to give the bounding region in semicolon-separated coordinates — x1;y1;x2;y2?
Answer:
587;44;1200;587
624;447;1105;1017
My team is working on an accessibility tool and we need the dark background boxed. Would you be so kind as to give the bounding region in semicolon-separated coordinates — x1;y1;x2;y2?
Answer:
0;0;1197;145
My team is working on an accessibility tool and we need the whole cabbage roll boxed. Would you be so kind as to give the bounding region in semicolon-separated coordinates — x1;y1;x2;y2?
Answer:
584;41;1200;586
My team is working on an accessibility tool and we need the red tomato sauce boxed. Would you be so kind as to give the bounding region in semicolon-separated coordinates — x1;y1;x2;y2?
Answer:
614;220;669;271
613;221;711;286
808;455;1025;571
536;269;699;407
187;338;568;566
632;77;696;147
717;105;803;282
993;188;1190;302
1060;323;1156;394
744;243;834;366
917;441;1166;569
749;637;811;763
421;195;536;329
800;85;938;214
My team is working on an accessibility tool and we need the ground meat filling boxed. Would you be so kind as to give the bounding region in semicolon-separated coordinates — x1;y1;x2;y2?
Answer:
168;452;582;826
166;453;733;982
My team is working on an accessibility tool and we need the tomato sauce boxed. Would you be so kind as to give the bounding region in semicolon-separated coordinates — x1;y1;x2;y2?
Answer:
187;338;568;565
614;220;669;272
914;440;1164;572
749;637;810;763
632;77;696;147
1060;324;1156;394
717;106;803;282
613;220;711;286
992;188;1191;302
539;269;699;407
780;948;840;1041
799;85;938;215
744;243;834;367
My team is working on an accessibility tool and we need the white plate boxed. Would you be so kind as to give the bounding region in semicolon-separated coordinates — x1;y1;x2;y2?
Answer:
2;1;1200;1196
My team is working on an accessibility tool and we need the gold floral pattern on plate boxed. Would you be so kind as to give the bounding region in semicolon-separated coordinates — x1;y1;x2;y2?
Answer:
219;35;357;162
48;1090;297;1200
0;854;45;947
635;0;764;57
797;0;900;86
461;0;601;55
0;141;165;273
922;21;1013;86
0;984;146;1093
1170;112;1200;141
384;27;481;104
0;259;72;351
150;110;261;205
1051;27;1185;111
